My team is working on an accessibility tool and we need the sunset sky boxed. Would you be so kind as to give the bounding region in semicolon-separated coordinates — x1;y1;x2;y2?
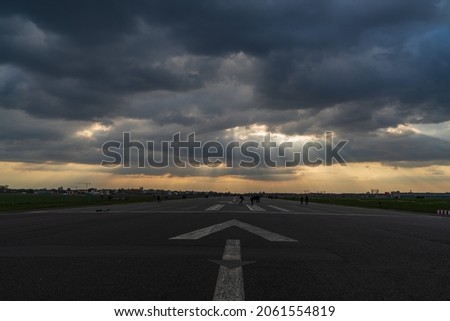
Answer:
1;0;450;193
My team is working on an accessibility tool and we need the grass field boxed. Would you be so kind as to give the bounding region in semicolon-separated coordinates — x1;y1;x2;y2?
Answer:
0;193;172;211
306;197;450;214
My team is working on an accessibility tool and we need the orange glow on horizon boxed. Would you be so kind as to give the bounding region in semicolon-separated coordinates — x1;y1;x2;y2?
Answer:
1;161;449;193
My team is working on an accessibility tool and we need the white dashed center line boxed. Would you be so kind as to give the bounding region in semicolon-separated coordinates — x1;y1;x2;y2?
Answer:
206;204;225;211
212;239;246;301
267;205;290;212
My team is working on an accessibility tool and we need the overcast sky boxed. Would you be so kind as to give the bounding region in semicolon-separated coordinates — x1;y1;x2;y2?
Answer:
1;0;450;192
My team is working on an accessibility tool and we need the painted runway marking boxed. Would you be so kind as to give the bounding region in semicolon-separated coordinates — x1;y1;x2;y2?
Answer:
206;204;225;211
267;205;290;212
170;219;297;242
246;205;266;212
212;239;248;301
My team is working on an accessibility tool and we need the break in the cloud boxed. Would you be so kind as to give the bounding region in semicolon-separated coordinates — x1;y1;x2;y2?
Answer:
1;0;450;191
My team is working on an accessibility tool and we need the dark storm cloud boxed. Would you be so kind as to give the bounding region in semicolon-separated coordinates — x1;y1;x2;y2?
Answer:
0;9;205;120
109;165;299;182
1;0;450;171
342;131;450;165
0;0;138;44
1;0;449;120
142;0;443;55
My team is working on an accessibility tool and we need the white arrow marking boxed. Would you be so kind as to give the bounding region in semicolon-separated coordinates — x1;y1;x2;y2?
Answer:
170;219;297;242
213;239;245;301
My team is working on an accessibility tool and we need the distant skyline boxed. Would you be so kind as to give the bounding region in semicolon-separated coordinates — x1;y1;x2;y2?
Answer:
1;1;450;192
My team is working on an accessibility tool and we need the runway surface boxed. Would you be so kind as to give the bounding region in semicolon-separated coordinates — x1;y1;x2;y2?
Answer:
0;197;449;300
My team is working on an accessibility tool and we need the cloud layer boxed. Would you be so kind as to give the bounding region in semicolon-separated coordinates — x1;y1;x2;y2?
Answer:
1;0;450;180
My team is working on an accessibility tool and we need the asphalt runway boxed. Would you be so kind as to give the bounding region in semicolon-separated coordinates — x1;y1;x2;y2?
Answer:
0;197;449;300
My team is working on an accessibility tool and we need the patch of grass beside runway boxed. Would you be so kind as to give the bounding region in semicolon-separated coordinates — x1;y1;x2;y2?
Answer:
288;197;450;214
0;193;181;211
